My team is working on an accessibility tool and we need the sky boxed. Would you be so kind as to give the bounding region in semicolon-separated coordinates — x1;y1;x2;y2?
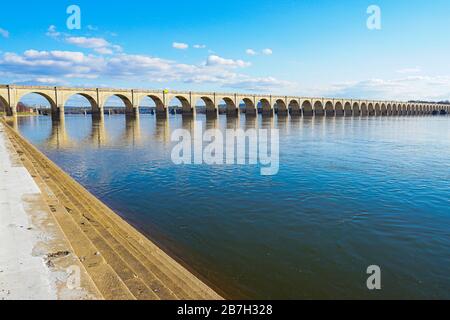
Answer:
1;0;450;103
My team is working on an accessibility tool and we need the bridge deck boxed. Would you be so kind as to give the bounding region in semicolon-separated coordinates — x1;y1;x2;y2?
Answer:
1;119;222;300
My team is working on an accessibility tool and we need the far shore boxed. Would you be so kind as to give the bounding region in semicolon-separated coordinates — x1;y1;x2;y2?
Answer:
1;112;38;117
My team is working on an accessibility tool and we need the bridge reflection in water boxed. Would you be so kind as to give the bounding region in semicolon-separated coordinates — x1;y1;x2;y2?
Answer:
16;110;449;154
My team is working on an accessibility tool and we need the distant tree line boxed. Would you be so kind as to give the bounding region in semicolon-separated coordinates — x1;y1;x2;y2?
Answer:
408;100;450;105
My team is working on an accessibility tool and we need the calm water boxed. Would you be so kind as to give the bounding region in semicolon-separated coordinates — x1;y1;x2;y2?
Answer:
11;114;450;299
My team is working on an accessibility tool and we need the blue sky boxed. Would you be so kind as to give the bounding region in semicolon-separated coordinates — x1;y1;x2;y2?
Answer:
1;0;450;101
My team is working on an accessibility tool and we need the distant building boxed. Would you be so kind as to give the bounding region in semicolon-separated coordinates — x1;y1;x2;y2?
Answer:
17;102;35;113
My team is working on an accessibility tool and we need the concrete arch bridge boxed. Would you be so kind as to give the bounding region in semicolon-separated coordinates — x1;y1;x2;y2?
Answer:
1;85;448;118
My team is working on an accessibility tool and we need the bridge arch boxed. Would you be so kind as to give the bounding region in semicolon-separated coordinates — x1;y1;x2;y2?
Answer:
195;96;217;116
240;98;256;116
168;95;193;116
324;101;334;116
63;93;99;114
360;102;368;116
381;103;387;116
391;104;397;115
335;102;344;116
344;102;352;116
406;104;412;115
140;94;166;115
419;105;425;114
314;101;324;116
275;99;288;115
353;102;360;116
217;97;237;116
101;94;134;115
374;103;381;116
289;100;301;116
367;103;375;116
17;91;57;114
301;100;313;116
0;95;9;115
258;98;273;116
386;104;392;115
402;104;407;114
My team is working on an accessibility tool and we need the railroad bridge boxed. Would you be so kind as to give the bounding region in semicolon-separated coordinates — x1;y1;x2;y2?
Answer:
1;85;448;117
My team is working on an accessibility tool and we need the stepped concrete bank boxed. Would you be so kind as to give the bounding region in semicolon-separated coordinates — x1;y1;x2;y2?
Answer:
0;119;222;300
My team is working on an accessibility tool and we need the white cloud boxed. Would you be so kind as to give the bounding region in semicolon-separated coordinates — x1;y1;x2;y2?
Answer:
396;67;421;74
66;36;109;48
1;28;295;92
45;26;120;55
0;49;295;92
34;77;60;84
193;44;206;49
225;76;295;92
262;48;273;55
246;49;257;56
172;42;189;50
93;47;113;55
206;55;251;68
315;76;450;101
0;50;104;79
11;77;67;86
46;25;60;38
65;36;120;55
0;28;9;38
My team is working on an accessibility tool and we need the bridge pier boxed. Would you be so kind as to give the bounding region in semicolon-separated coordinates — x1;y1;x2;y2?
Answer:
51;105;65;119
126;106;140;118
182;108;196;118
206;107;219;118
303;110;314;117
5;105;17;117
245;108;257;117
91;107;105;120
262;109;274;117
155;106;169;118
277;109;289;116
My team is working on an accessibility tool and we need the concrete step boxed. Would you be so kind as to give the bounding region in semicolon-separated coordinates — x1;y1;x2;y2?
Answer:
52;167;218;299
8;135;135;300
10;134;161;300
5;123;221;300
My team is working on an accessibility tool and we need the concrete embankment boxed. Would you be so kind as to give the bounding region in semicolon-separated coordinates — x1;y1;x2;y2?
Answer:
0;119;222;300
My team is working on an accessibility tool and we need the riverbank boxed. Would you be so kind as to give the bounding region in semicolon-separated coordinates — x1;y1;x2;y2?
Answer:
0;112;38;117
0;118;222;300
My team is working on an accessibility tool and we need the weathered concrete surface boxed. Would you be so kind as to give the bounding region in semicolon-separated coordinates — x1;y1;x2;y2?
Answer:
0;122;101;300
1;119;222;300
